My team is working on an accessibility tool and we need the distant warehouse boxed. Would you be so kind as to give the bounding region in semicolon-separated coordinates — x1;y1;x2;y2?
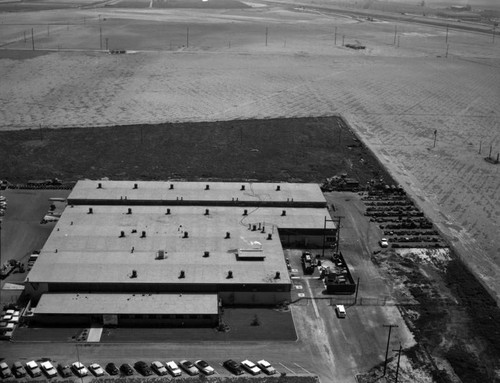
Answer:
25;181;336;327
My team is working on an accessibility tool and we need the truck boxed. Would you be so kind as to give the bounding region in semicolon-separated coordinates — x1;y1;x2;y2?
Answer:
301;252;316;275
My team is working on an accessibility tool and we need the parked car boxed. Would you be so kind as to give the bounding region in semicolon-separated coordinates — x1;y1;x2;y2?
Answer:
194;360;214;375
89;363;105;377
241;360;261;375
0;362;12;379
40;361;58;379
105;363;119;376
179;360;198;376
379;238;389;248
165;361;181;377
134;361;153;376
151;361;168;376
223;359;243;375
57;364;72;378
71;362;88;377
257;360;276;375
335;304;347;318
26;361;42;377
120;363;134;376
12;362;27;378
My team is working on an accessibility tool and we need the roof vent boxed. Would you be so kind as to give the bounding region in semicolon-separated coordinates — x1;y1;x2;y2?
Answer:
227;270;233;279
203;251;210;258
119;231;125;238
241;185;245;190
127;208;132;215
88;207;93;214
97;183;102;189
183;231;189;238
261;226;265;233
169;183;174;190
205;184;210;190
179;270;185;279
275;271;281;279
204;209;210;216
243;209;248;216
157;249;165;259
252;225;257;231
141;231;146;238
131;270;137;278
267;233;272;240
276;185;281;191
165;208;171;215
133;183;138;189
225;232;230;239
281;210;286;216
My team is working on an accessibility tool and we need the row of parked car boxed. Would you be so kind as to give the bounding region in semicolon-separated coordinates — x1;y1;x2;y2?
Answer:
0;358;277;379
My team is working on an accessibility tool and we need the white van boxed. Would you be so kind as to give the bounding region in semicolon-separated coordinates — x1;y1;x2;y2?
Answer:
335;305;346;318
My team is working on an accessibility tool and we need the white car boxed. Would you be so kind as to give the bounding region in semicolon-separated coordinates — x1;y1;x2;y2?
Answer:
72;362;88;377
89;363;105;376
165;361;181;377
241;360;261;375
151;361;168;376
257;360;276;375
179;360;198;376
194;360;214;375
26;361;42;377
380;238;389;248
40;361;58;379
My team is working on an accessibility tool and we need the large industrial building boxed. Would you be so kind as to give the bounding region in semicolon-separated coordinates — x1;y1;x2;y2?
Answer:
25;181;336;327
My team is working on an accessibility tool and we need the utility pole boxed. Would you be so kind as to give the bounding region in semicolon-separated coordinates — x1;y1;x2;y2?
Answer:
445;43;449;58
383;324;399;376
393;343;403;383
354;276;360;304
433;129;437;148
479;140;482;154
332;215;344;255
321;216;335;258
393;25;397;45
445;25;449;44
31;28;35;51
265;26;268;46
99;26;102;50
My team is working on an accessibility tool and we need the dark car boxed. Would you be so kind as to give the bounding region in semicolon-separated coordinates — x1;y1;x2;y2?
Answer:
12;362;27;378
134;361;153;376
120;363;134;376
57;364;73;378
106;363;119;376
223;359;244;375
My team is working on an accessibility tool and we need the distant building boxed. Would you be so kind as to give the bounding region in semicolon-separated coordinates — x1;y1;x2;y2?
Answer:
25;181;336;327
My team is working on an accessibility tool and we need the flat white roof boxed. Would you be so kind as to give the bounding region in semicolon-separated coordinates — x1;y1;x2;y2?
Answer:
35;293;218;315
68;180;326;205
28;205;333;284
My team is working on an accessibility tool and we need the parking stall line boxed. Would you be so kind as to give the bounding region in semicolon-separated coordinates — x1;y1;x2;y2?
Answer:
279;363;295;374
293;362;311;374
